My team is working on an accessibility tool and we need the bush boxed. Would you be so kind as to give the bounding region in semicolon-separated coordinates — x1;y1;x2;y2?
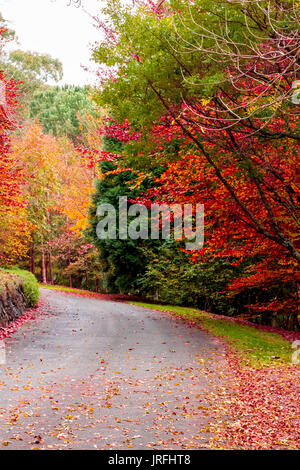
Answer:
137;241;244;316
0;270;21;297
2;268;39;307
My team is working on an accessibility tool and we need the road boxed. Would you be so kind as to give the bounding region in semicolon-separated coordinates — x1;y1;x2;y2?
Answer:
0;288;231;450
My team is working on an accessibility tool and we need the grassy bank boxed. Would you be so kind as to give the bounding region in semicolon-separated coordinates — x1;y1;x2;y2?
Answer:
1;268;39;307
0;270;22;297
39;284;94;295
128;302;293;368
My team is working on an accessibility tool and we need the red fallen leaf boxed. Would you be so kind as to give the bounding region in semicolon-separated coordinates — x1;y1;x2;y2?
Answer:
33;435;43;444
0;299;51;341
217;348;300;449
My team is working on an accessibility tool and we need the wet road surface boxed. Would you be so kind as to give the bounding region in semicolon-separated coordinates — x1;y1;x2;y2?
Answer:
0;288;231;449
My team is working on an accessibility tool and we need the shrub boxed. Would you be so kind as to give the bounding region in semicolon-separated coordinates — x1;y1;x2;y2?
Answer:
1;268;39;307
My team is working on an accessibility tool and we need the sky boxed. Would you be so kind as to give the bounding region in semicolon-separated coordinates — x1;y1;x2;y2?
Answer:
0;0;103;86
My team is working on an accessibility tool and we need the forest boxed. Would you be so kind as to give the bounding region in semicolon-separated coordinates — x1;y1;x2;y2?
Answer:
0;0;299;330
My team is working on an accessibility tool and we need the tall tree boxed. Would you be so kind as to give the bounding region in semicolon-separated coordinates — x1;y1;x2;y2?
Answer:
0;26;31;265
11;124;62;281
90;0;299;325
30;85;98;142
92;0;299;262
0;11;63;110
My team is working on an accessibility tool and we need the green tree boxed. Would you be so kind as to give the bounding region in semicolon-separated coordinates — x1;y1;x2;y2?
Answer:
30;85;97;142
87;159;156;293
138;240;248;316
0;11;63;111
92;0;299;167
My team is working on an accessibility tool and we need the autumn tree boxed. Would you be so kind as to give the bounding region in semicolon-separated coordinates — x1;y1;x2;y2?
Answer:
92;0;299;260
90;0;299;326
11;124;63;282
11;121;101;287
0;27;31;265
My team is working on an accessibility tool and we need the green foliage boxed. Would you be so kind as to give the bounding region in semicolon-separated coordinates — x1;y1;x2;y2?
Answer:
8;268;40;307
87;160;157;293
138;240;245;315
92;1;184;134
0;49;63;109
92;0;257;155
30;85;97;142
1;268;39;307
8;50;63;83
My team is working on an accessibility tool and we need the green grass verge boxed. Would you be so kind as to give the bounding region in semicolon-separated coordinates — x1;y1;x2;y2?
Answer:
128;302;292;368
2;268;39;307
39;284;93;295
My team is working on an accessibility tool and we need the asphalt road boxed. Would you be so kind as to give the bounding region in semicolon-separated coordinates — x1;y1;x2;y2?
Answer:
0;288;231;450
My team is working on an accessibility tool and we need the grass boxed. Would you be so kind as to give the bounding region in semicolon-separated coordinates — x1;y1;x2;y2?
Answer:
1;268;39;307
39;284;93;295
5;268;39;307
128;302;293;368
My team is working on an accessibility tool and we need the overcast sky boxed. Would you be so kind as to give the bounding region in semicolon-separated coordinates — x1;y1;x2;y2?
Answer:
0;0;103;86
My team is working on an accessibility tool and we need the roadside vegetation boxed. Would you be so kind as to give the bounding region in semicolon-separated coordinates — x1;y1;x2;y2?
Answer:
1;268;39;307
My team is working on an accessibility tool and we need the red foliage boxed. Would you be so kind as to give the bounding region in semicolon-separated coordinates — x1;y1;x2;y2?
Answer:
74;145;117;169
101;118;140;143
222;351;300;450
0;63;23;212
75;118;140;169
136;106;299;317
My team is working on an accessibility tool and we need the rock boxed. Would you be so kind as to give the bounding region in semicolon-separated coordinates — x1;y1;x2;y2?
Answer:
0;284;26;327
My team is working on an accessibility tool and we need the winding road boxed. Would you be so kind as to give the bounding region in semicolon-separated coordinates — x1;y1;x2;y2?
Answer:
0;289;231;450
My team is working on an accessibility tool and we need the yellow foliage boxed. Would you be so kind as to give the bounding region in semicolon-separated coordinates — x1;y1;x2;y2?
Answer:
0;206;32;265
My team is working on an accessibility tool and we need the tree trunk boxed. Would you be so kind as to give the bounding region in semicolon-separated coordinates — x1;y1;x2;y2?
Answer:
68;247;72;288
30;245;35;275
45;254;49;283
48;250;54;285
41;247;47;284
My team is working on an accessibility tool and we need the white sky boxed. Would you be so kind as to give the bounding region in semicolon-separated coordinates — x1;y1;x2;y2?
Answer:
0;0;104;86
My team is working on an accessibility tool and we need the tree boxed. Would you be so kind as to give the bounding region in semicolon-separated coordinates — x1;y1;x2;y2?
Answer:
87;159;151;293
90;0;299;326
0;27;31;265
138;239;244;315
30;85;98;142
92;0;299;262
11;123;64;282
0;11;63;110
0;50;63;105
